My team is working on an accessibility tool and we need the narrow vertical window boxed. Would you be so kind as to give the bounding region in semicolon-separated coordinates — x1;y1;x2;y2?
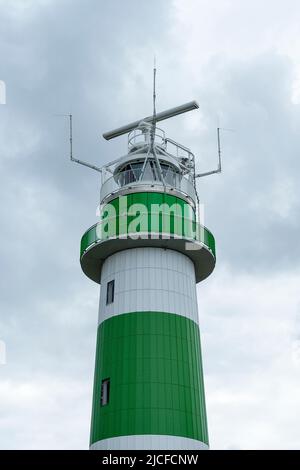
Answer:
101;378;110;406
106;280;114;305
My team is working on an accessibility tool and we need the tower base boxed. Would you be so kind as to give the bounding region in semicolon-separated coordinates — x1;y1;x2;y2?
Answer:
90;435;209;450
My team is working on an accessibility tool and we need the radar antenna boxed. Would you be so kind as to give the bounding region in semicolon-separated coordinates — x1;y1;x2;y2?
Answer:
102;101;199;140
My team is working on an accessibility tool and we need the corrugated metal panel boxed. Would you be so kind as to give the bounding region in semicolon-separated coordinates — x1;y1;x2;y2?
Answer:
90;311;208;446
99;248;198;324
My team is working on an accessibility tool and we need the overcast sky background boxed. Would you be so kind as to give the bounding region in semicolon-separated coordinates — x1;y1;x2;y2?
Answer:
1;0;300;450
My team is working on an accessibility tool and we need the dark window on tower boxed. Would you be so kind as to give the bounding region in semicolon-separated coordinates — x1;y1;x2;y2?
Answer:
106;280;115;305
101;378;110;406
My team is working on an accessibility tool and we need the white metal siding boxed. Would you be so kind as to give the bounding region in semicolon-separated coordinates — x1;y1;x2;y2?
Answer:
98;247;199;325
90;434;208;450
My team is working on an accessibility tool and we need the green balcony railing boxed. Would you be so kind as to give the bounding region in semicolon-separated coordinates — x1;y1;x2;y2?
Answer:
80;217;215;259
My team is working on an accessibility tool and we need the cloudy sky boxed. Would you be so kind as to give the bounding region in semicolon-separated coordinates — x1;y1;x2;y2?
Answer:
1;0;300;450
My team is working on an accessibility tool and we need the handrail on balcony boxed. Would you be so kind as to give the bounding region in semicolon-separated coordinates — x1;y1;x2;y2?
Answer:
128;127;166;150
100;167;196;203
80;219;216;259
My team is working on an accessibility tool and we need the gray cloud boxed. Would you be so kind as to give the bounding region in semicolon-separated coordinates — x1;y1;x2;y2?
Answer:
0;0;169;449
194;53;300;273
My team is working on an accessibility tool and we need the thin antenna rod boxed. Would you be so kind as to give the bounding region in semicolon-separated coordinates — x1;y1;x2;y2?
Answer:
153;56;157;123
60;114;102;173
195;127;222;178
70;113;73;160
150;58;165;188
217;127;221;170
151;57;157;138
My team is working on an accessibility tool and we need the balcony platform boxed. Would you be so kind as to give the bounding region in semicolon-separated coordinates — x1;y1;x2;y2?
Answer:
80;225;216;285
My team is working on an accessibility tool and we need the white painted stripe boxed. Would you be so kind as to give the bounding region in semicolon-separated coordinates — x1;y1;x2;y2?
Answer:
98;247;199;325
90;435;209;450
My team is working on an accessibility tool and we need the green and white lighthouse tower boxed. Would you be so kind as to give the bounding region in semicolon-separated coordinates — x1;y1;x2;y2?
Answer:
78;78;219;450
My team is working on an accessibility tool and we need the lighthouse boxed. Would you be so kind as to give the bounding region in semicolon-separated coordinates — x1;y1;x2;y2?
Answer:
78;81;217;450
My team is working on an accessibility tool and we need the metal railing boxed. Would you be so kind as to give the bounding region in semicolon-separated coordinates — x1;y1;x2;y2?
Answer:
100;168;196;203
128;127;166;150
80;218;216;259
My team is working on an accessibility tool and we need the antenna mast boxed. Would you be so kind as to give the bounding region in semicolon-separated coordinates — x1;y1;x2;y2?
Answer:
195;127;222;178
153;57;157;126
61;114;102;173
150;57;157;150
149;58;165;187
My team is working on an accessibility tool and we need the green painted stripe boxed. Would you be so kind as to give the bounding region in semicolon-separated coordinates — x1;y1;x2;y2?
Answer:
81;192;215;258
90;311;209;446
105;192;196;237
